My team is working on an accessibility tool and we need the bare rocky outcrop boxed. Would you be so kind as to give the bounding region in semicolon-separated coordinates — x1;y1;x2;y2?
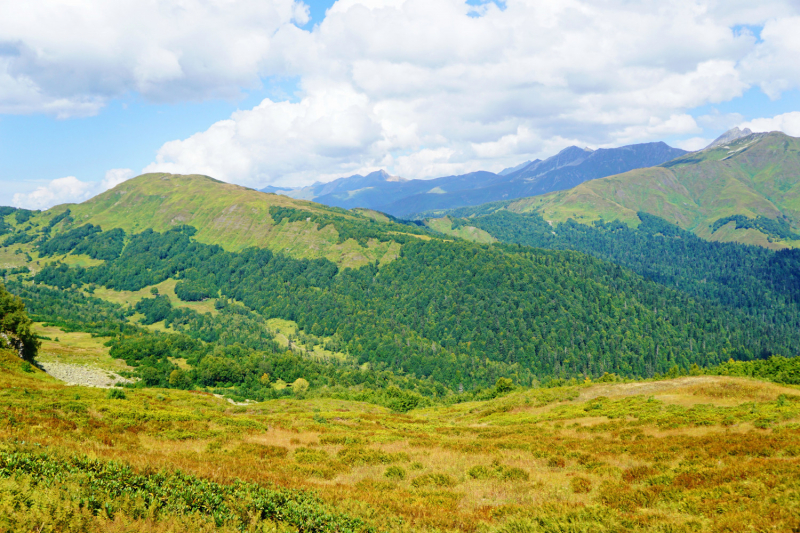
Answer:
706;127;753;149
39;361;134;388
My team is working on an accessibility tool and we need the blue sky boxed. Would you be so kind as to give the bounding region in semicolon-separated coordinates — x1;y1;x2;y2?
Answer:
2;0;800;209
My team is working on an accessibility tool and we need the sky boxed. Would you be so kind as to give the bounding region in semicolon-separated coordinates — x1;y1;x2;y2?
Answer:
3;0;800;209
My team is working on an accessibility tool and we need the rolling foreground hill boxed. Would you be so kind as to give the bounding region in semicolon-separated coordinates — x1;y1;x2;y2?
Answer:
265;141;686;217
478;131;800;249
2;345;800;533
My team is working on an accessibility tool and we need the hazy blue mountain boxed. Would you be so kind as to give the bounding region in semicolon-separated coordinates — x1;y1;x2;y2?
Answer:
262;141;687;218
498;159;539;176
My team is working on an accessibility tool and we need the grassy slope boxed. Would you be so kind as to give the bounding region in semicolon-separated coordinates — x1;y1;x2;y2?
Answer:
500;132;800;248
45;173;415;268
2;350;800;532
425;217;496;243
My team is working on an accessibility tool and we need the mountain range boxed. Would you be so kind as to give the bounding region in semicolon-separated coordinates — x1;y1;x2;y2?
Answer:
440;130;799;249
263;141;687;217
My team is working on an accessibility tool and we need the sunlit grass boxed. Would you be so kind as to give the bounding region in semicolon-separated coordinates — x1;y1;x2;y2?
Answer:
2;349;799;532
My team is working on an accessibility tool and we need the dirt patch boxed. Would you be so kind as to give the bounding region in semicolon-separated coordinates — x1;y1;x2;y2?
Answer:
39;361;134;388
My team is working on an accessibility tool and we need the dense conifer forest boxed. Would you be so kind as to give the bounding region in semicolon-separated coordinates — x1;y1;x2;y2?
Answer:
7;214;797;400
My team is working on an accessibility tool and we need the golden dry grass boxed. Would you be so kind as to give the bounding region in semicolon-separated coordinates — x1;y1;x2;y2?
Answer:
2;350;800;533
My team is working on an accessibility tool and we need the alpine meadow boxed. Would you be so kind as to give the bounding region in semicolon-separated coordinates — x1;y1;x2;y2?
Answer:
3;2;800;532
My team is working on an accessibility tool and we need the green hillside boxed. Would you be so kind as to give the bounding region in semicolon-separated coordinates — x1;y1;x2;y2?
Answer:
31;173;427;268
458;132;800;249
3;171;800;404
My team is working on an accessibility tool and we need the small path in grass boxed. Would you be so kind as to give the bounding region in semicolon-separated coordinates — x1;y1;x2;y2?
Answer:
39;361;134;388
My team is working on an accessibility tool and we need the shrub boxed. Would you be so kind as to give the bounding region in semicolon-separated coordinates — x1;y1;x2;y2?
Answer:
294;448;329;465
106;389;127;400
467;465;493;480
547;456;566;468
337;447;405;466
622;466;656;484
571;476;592;493
237;443;288;460
468;463;529;482
499;466;529;482
292;378;310;395
411;473;455;488
384;466;406;480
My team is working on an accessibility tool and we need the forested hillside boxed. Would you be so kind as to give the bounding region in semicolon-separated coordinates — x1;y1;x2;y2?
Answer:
3;173;800;405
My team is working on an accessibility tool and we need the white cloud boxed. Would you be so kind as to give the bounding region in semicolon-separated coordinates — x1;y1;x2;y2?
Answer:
740;16;800;99
101;168;135;190
10;168;137;210
6;0;800;183
12;176;97;210
142;0;800;185
674;137;712;151
0;0;309;117
741;112;800;136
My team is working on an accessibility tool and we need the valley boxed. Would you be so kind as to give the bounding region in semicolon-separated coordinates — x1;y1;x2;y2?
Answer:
2;133;800;532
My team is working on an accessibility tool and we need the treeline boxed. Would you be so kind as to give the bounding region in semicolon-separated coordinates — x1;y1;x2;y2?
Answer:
37;223;125;260
269;206;427;245
706;355;800;385
711;214;800;240
29;224;800;389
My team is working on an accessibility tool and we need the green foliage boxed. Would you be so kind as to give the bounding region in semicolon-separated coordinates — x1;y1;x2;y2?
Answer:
27;224;800;391
712;214;800;240
0;281;40;362
5;281;136;338
411;473;455;488
495;378;514;394
0;447;372;532
384;466;406;480
269;206;426;246
106;388;127;400
450;210;800;352
706;355;800;384
46;208;72;229
14;210;34;225
174;279;216;301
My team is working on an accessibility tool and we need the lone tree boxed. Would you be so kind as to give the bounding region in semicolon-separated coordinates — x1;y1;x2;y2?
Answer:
0;282;40;362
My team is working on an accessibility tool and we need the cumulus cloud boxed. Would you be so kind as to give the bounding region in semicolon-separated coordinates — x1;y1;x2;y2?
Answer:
7;0;800;183
12;176;97;210
741;112;800;136
0;0;309;117
101;168;135;190
142;0;800;184
11;168;136;210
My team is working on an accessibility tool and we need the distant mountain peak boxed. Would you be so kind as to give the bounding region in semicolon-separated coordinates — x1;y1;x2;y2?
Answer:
499;159;540;176
706;127;753;150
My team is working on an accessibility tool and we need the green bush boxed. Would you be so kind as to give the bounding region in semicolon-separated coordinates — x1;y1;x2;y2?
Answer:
106;389;127;400
411;473;455;488
384;466;406;480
